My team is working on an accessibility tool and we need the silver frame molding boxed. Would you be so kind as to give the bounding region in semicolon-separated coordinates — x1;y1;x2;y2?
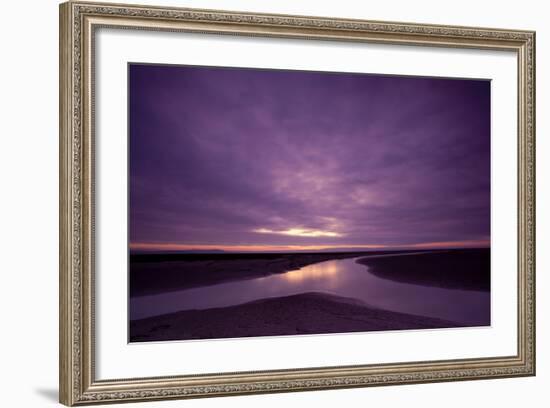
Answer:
59;1;536;405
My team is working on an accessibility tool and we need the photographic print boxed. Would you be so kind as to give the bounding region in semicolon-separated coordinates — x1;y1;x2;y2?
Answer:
128;63;491;343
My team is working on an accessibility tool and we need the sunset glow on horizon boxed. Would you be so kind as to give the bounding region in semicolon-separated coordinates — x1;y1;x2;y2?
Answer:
129;239;490;253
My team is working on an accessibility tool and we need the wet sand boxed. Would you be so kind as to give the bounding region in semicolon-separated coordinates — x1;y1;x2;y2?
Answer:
130;292;460;342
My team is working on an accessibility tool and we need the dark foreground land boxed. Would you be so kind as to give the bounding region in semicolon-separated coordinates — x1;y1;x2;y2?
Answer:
130;249;425;297
357;248;490;291
130;292;459;342
129;248;490;342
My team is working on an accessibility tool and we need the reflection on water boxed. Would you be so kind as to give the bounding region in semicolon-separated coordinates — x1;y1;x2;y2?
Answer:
282;260;341;285
130;255;490;326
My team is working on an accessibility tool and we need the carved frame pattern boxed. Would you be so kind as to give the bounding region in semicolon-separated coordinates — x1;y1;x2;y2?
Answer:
59;1;535;405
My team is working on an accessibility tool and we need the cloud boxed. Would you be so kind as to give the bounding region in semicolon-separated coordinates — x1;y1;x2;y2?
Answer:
129;64;490;248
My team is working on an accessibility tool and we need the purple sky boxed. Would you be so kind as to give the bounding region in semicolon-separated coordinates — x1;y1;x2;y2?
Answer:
129;64;490;252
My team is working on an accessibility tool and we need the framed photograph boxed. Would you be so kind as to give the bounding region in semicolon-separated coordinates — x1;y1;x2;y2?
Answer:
59;1;536;405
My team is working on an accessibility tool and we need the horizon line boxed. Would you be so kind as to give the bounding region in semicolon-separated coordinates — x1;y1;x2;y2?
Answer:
129;239;490;253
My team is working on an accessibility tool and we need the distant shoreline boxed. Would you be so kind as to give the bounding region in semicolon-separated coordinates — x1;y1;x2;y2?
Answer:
130;249;436;297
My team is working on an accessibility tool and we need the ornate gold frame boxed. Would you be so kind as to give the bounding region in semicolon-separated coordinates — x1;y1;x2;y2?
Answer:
59;1;536;405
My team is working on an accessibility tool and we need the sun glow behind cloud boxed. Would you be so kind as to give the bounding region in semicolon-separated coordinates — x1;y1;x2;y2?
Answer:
253;228;343;238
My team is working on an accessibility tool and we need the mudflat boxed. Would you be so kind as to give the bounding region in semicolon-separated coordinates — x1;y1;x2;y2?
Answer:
130;292;460;342
356;248;490;291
